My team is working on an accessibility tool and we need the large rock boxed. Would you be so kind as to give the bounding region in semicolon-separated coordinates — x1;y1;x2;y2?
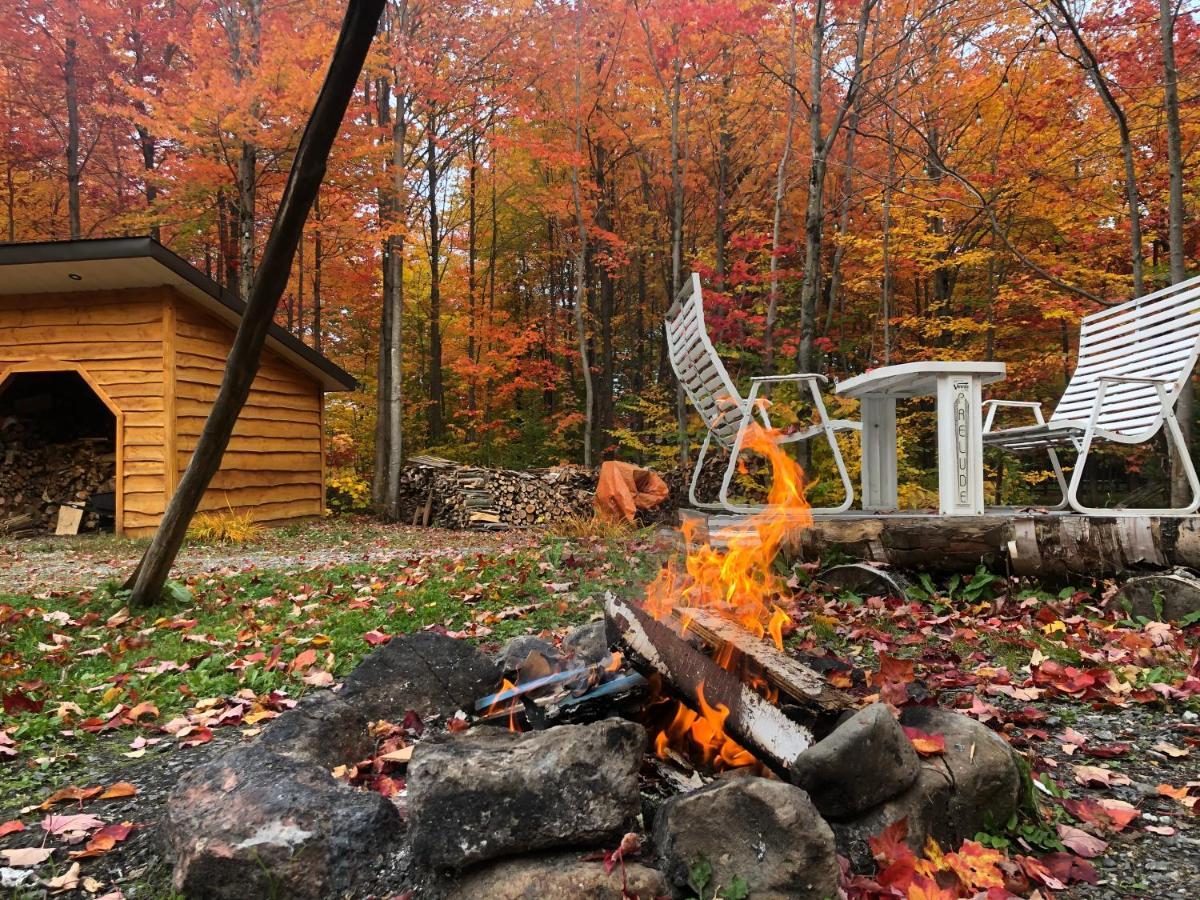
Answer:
407;718;645;868
654;778;839;900
262;632;499;768
444;852;666;900
790;702;920;819
831;765;953;872
164;744;402;900
899;706;1021;842
1112;568;1200;622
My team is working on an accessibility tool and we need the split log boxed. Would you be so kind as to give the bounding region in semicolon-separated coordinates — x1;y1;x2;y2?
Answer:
682;509;1200;579
606;595;827;780
670;607;849;719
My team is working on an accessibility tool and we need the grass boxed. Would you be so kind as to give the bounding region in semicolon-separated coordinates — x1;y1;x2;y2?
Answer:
0;529;666;798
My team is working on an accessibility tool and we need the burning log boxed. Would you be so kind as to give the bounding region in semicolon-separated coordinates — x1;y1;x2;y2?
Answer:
606;595;840;780
670;606;848;720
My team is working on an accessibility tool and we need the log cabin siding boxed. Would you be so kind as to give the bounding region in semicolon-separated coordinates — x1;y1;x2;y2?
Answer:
172;297;324;526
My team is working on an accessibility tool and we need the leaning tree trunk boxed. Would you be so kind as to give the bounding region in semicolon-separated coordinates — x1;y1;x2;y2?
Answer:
125;0;388;607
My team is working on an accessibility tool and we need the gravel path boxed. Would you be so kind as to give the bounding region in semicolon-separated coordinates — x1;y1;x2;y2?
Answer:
0;520;538;594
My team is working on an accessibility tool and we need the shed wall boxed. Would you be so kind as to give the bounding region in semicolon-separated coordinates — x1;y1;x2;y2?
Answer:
172;297;325;526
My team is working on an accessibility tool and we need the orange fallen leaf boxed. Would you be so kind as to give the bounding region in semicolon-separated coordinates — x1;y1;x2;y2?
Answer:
902;726;946;756
70;822;135;859
99;782;137;800
40;785;104;809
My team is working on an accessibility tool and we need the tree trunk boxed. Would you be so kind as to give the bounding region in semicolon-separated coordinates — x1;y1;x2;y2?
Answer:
669;55;687;469
764;0;798;375
125;0;387;607
571;2;594;468
1160;0;1193;505
65;36;81;240
1048;0;1144;296
425;114;445;443
312;191;323;351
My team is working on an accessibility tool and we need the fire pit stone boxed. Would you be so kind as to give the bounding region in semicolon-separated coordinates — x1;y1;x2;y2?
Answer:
406;717;645;869
789;702;920;818
830;765;954;871
493;634;564;675
164;743;402;900
899;706;1022;839
443;850;667;899
653;777;839;900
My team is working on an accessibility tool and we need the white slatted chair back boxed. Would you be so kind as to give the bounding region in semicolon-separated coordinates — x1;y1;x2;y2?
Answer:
1051;274;1200;436
665;274;745;448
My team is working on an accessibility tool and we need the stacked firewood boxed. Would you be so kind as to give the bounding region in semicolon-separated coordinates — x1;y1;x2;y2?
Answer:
399;455;596;529
0;418;115;536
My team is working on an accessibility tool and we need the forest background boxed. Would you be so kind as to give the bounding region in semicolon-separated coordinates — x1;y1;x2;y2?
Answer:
2;0;1197;513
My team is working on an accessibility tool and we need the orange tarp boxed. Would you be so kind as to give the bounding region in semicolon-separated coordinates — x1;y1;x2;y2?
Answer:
594;461;669;523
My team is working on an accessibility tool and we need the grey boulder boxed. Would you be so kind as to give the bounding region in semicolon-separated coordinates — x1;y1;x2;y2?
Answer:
790;702;920;819
164;743;401;900
654;777;839;900
407;717;645;868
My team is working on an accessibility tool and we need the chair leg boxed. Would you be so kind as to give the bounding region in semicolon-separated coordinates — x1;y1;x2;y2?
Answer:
1046;447;1069;510
807;380;853;515
718;390;766;515
687;430;724;511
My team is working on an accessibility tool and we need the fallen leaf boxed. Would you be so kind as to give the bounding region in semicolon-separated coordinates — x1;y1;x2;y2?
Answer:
70;822;135;859
1;846;55;866
902;726;946;756
0;819;25;838
98;782;137;800
1151;741;1189;758
1056;823;1108;858
42;813;105;835
43;861;80;892
1072;765;1131;788
40;785;104;809
1145;824;1176;835
378;746;413;764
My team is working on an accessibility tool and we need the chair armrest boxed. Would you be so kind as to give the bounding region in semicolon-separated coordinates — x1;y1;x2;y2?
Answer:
1098;376;1175;386
983;398;1046;433
982;399;1042;409
749;373;829;385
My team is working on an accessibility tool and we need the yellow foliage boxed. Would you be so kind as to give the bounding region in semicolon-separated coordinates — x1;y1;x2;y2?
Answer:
328;468;371;512
187;510;263;545
546;513;636;541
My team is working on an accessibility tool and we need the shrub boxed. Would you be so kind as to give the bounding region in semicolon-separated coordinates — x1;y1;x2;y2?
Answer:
187;510;263;544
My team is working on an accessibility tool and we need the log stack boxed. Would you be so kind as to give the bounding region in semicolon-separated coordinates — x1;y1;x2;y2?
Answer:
398;455;596;530
0;417;115;537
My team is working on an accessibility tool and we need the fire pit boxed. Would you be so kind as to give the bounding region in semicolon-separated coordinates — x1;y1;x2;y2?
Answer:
163;427;1022;899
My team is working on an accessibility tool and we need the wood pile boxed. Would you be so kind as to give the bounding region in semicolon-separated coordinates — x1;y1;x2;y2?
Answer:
0;417;115;537
399;455;596;530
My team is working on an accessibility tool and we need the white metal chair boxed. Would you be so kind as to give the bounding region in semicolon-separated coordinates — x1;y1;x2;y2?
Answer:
665;273;860;514
983;274;1200;516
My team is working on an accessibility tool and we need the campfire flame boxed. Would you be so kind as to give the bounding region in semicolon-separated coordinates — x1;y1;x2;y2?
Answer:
646;422;811;769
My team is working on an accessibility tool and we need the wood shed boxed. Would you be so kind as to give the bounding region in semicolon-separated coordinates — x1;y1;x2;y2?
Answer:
0;237;355;537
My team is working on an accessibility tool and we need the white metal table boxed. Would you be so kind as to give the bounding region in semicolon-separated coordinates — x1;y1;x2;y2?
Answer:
835;361;1006;516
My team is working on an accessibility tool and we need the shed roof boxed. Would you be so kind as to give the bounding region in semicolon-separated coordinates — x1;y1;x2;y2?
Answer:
0;237;356;391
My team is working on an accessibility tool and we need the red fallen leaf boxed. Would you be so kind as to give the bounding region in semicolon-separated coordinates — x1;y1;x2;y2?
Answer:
370;774;403;797
1082;742;1132;759
1056;823;1108;858
1064;797;1139;832
907;874;959;900
401;710;425;737
601;831;642;874
902;726;946;756
180;727;213;748
876;653;915;686
446;716;470;733
364;630;392;646
2;689;44;714
69;821;135;858
1040;851;1098;885
868;817;917;891
42;812;105;835
1017;855;1065;891
0;820;25;838
40;785;104;809
1073;764;1131;787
